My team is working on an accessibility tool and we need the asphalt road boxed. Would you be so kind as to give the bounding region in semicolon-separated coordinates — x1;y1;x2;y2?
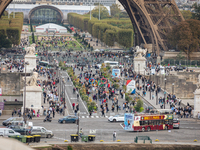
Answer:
0;117;198;143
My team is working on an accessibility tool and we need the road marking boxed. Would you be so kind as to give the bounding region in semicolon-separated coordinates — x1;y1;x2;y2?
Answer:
91;116;94;118
53;137;66;141
96;116;99;118
80;112;87;114
70;98;77;99
86;116;89;118
82;116;85;118
65;85;72;86
120;123;124;129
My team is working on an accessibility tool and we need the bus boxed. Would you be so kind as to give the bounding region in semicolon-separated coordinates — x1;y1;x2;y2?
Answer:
104;61;119;68
39;61;49;67
124;113;173;132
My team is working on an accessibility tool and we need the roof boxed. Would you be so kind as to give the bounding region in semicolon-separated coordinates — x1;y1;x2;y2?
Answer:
36;23;67;31
8;4;110;11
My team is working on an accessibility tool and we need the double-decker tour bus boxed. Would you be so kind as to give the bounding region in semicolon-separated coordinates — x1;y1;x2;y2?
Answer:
124;113;173;132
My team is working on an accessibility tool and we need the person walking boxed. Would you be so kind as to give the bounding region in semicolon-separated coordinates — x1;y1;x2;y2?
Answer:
113;131;116;141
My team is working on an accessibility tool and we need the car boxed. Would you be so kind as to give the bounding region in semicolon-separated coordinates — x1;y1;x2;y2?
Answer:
9;126;32;135
108;114;124;122
173;118;180;129
58;115;78;123
30;126;54;138
0;128;20;137
2;117;23;126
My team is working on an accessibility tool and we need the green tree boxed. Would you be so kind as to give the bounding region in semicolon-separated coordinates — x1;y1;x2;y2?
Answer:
91;5;109;19
192;3;200;20
181;10;192;20
168;19;200;59
134;99;143;112
110;4;121;17
0;33;11;48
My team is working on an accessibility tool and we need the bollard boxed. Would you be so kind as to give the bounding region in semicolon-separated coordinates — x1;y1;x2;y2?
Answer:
155;130;159;142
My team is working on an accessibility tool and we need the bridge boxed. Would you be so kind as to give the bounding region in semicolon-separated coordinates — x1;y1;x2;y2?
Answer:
0;0;184;54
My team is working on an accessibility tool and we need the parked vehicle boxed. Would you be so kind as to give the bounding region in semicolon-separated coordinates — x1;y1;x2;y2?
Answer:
0;128;20;137
30;126;53;138
108;114;124;122
173;118;180;129
58;115;78;123
2;117;23;126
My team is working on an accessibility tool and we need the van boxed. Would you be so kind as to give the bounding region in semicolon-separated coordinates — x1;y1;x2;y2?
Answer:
0;128;20;137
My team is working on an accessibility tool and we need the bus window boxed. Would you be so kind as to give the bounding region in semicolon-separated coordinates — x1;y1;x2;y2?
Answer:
148;120;153;125
144;121;148;126
140;121;144;125
160;120;164;125
169;120;173;125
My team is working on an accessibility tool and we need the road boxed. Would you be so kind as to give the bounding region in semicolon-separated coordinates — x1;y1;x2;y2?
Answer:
0;118;199;143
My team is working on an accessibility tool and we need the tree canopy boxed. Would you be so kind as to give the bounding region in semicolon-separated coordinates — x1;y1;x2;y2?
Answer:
91;5;109;20
180;10;192;20
0;33;12;48
167;19;200;59
110;4;121;17
192;3;200;20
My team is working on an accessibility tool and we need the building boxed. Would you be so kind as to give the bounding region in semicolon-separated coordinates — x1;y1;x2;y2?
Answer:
11;0;116;6
6;4;111;23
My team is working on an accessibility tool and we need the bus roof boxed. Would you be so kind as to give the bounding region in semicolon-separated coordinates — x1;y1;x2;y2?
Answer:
104;61;118;63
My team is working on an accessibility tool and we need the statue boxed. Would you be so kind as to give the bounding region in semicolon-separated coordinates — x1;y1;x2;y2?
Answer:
135;46;147;58
23;72;38;86
25;43;36;55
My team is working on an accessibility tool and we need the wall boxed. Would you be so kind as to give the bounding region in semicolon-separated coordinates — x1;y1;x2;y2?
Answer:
150;74;197;99
0;73;23;96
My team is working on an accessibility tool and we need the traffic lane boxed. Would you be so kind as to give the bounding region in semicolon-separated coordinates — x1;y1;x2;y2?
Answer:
30;119;200;142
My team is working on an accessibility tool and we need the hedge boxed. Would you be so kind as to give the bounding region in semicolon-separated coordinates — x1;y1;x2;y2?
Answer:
67;13;134;48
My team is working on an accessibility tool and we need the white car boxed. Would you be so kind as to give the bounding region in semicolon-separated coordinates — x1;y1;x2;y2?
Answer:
108;114;124;122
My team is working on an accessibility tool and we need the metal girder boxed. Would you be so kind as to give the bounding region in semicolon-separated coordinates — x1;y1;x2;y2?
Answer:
119;0;184;55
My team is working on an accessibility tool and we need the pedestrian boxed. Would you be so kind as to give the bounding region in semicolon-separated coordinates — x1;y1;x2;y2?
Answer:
72;103;75;110
0;109;2;116
75;109;77;116
113;131;116;141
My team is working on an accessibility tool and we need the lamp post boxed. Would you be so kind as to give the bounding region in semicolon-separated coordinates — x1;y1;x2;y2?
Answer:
138;64;140;74
62;78;65;116
164;78;167;109
23;62;29;124
150;73;151;100
172;83;174;95
156;76;158;105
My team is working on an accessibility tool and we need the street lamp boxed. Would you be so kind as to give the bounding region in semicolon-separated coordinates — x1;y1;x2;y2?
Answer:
62;77;65;116
172;83;174;95
164;78;167;109
23;62;29;124
138;64;140;74
156;76;158;105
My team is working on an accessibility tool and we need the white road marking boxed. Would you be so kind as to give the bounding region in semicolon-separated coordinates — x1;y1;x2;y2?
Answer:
120;123;124;129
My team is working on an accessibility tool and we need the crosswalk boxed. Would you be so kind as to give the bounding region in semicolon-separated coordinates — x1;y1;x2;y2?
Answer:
81;116;108;119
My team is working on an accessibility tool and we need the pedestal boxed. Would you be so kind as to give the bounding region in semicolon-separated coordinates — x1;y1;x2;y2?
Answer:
193;89;200;118
134;56;146;75
21;86;42;113
25;55;36;73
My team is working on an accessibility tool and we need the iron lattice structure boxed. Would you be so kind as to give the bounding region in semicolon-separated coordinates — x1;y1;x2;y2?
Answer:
119;0;184;55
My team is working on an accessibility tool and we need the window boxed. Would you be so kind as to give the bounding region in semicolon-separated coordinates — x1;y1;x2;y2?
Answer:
148;120;153;125
9;130;14;133
41;128;46;132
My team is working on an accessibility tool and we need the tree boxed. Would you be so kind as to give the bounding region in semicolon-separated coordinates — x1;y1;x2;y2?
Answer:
167;19;200;59
180;10;192;20
134;99;143;112
110;4;121;17
91;5;109;19
0;33;12;48
192;3;200;20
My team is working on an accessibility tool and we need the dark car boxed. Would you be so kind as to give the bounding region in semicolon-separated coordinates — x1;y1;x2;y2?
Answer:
9;126;31;135
58;115;78;124
2;117;23;126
